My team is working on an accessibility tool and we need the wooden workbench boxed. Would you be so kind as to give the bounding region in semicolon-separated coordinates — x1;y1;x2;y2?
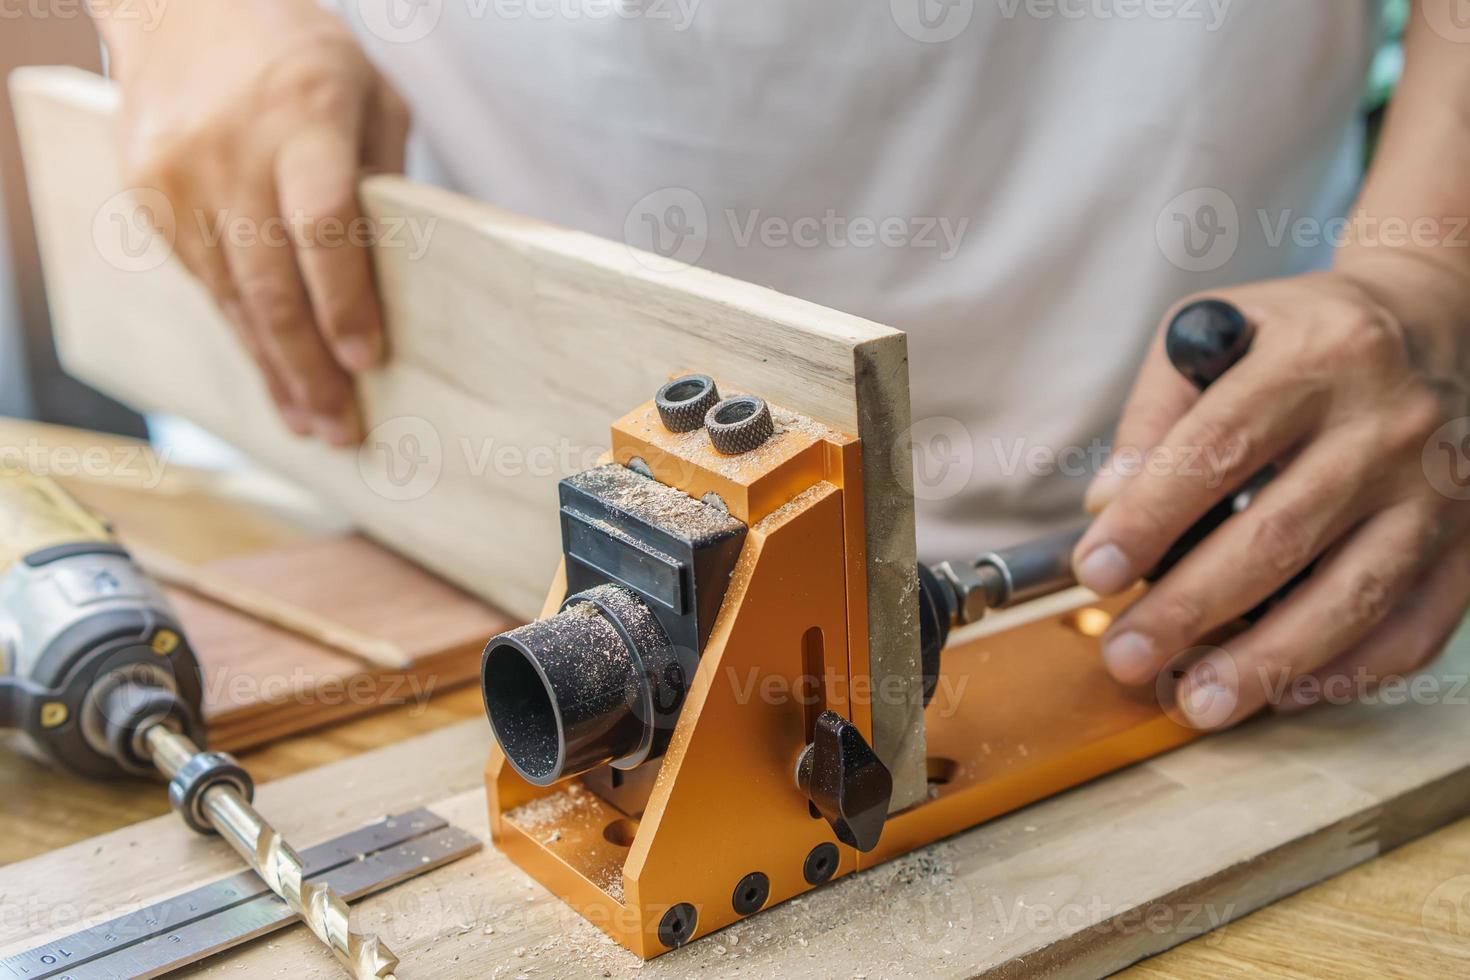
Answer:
3;422;1470;977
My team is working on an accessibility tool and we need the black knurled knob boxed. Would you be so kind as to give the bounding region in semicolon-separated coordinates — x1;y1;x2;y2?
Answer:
797;710;892;853
1164;299;1255;392
705;396;774;455
655;375;721;433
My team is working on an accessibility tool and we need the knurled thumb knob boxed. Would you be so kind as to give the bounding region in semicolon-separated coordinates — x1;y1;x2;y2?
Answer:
796;710;892;852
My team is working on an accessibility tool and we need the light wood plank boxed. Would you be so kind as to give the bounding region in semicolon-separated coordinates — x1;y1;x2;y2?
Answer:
5;626;1468;977
8;66;926;805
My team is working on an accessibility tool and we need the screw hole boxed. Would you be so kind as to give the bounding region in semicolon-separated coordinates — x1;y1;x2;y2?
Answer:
603;817;638;847
1065;607;1113;638
714;399;758;424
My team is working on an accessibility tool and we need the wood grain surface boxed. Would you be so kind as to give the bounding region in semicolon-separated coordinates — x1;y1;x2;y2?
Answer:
4;625;1469;977
0;418;504;751
10;64;929;808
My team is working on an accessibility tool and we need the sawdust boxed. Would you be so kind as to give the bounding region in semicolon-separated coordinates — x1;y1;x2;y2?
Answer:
504;783;596;831
652;402;844;482
567;465;743;540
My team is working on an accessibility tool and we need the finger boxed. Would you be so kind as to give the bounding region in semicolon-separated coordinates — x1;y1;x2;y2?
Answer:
363;80;410;175
1276;539;1470;712
1085;317;1201;514
221;176;360;446
1171;501;1437;730
1073;345;1324;596
1098;423;1387;684
275;125;385;373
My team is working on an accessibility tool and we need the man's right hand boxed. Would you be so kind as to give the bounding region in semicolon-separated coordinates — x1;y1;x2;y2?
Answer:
95;0;410;445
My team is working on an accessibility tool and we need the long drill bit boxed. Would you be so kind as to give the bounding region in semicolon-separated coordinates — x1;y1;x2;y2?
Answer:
144;725;401;979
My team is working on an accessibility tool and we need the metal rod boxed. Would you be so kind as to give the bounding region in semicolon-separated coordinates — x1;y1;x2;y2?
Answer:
142;725;401;980
975;524;1087;609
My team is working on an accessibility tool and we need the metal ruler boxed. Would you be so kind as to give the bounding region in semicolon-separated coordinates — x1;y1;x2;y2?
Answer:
2;808;479;979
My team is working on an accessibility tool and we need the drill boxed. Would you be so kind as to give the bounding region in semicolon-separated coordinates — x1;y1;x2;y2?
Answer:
0;465;207;777
0;466;401;978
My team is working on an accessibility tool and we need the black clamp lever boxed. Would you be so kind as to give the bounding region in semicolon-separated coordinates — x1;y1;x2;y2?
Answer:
796;710;892;853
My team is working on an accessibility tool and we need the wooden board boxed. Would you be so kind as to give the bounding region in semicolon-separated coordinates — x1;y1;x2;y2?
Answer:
4;623;1468;977
171;535;509;751
8;66;926;807
0;418;506;752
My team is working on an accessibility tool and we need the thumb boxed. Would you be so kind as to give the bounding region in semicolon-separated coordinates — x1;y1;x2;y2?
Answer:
1086;323;1201;514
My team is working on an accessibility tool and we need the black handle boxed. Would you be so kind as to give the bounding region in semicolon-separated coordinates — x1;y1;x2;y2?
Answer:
797;711;891;853
1152;300;1308;620
1164;298;1256;392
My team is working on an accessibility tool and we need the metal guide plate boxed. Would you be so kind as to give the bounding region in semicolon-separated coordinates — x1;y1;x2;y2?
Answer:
2;809;480;979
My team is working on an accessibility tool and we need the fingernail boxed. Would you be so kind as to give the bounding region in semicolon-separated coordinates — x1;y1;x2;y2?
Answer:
1101;631;1156;685
281;407;312;437
1084;469;1126;515
1076;543;1135;595
314;410;361;448
1177;654;1239;730
336;334;382;372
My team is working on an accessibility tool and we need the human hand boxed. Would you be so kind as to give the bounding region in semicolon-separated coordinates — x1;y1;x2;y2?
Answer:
1073;263;1470;728
98;0;410;445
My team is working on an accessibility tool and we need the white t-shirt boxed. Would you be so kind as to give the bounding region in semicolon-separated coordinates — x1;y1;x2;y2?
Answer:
339;0;1378;561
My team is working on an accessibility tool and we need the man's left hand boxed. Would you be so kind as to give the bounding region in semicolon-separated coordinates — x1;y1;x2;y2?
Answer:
1073;264;1470;729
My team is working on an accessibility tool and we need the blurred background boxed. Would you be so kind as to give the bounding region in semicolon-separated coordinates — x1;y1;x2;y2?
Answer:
0;0;1412;444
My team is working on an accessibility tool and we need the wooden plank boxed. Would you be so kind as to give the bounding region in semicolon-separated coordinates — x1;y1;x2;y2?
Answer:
8;66;926;807
4;626;1468;977
0;419;502;751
